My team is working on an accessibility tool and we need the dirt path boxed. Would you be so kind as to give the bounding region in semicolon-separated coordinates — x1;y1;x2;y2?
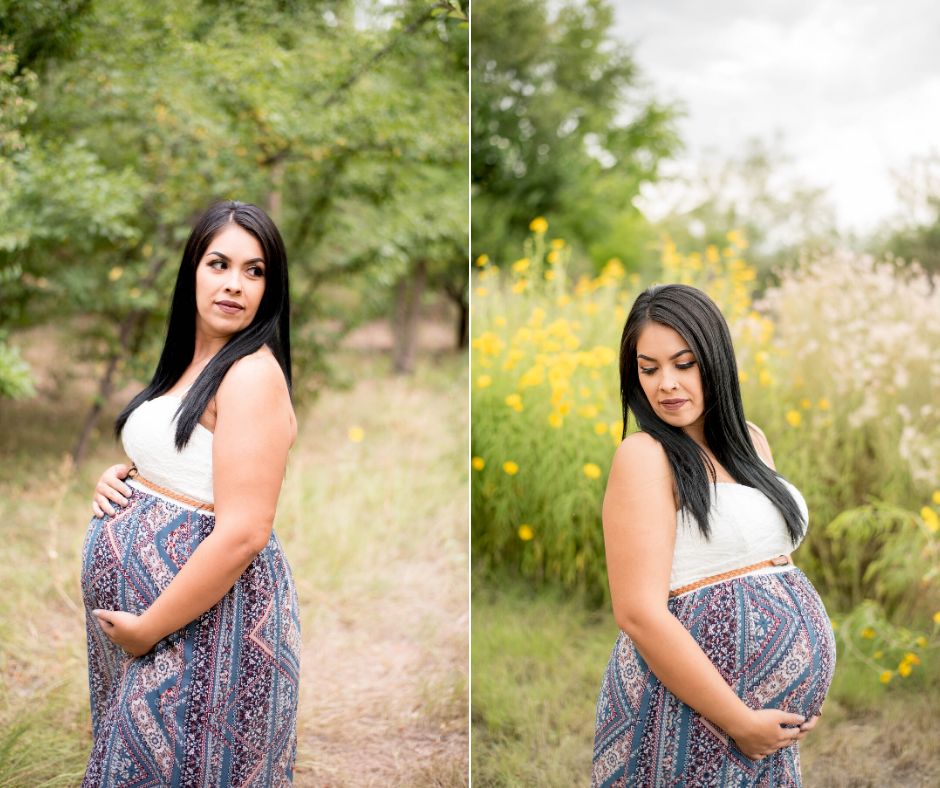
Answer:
279;362;469;787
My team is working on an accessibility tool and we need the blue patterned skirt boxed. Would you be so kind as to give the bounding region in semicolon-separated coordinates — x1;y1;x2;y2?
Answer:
592;569;835;788
80;484;301;788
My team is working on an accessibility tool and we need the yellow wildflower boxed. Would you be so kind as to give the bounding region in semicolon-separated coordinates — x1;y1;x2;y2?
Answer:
513;258;530;273
578;405;598;419
518;525;534;541
557;295;571;307
818;398;830;410
610;421;623;438
738;370;750;383
558;402;571;415
921;507;940;533
475;287;488;297
583;463;602;480
548;412;563;428
545;270;556;280
505;393;522;409
917;636;928;648
861;627;875;639
471;331;505;356
348;426;364;442
477;375;492;388
898;663;912;677
564;336;581;350
530;217;548;233
471;457;484;471
933;491;940;505
934;611;940;624
591;370;601;380
511;280;528;294
494;316;507;327
785;410;801;428
759;370;773;388
108;266;123;281
547;250;559;264
800;398;811;410
550;238;565;249
905;652;921;665
475;254;489;267
594;422;608;435
831;620;838;629
519;365;545;388
874;651;883;659
880;670;892;683
503;461;519;475
755;351;768;364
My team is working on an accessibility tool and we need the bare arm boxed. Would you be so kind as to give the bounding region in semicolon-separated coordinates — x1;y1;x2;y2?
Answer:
603;433;807;760
94;355;292;654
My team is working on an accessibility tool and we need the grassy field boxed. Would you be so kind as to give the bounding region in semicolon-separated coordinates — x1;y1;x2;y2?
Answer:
471;585;940;788
0;329;468;787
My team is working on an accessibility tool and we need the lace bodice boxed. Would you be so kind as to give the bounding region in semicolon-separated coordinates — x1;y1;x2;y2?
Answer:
122;392;214;504
670;476;808;592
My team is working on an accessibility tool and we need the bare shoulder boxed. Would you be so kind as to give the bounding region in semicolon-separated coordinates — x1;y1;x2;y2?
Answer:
609;432;673;490
745;420;775;468
218;349;290;405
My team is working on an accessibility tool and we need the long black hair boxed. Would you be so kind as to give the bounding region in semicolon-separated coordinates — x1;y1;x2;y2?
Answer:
115;200;291;450
619;283;804;544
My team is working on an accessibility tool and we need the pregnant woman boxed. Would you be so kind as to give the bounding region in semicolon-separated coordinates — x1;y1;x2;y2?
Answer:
80;200;301;787
592;284;835;787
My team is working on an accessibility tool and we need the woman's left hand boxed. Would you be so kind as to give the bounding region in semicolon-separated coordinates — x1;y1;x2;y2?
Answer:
798;704;823;733
92;609;156;657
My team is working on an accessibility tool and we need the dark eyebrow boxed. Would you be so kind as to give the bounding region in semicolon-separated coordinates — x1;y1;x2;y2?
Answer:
207;250;266;265
637;349;693;362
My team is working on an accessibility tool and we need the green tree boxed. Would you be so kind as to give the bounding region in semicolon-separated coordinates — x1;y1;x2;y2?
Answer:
870;152;940;276
0;0;468;458
471;0;680;266
636;138;841;282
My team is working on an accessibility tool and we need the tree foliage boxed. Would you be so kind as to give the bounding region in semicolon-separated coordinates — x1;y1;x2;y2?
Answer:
0;0;468;448
471;0;680;265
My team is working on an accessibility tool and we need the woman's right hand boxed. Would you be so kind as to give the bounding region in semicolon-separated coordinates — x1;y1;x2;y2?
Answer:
728;708;810;760
92;464;133;518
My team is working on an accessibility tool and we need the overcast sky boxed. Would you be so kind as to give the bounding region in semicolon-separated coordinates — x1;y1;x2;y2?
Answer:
610;0;940;233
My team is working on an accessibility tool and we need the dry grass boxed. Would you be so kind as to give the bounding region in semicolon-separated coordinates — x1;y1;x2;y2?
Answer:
0;325;468;787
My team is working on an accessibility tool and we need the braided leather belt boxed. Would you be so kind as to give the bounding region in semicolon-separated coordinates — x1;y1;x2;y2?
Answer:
669;554;792;598
127;463;215;513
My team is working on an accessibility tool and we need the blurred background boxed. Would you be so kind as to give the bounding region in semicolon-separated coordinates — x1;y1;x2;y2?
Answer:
0;0;468;785
471;1;940;785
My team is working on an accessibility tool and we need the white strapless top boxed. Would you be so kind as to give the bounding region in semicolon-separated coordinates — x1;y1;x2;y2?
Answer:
122;391;215;506
670;475;808;593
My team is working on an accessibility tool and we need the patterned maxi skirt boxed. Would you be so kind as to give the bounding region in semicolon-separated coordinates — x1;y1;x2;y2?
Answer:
592;569;836;788
80;484;301;788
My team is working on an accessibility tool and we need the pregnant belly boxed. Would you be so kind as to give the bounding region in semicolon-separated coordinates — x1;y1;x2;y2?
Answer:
669;567;836;719
81;487;213;615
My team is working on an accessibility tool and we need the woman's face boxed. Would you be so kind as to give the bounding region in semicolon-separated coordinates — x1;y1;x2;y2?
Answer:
635;321;705;434
194;224;267;340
